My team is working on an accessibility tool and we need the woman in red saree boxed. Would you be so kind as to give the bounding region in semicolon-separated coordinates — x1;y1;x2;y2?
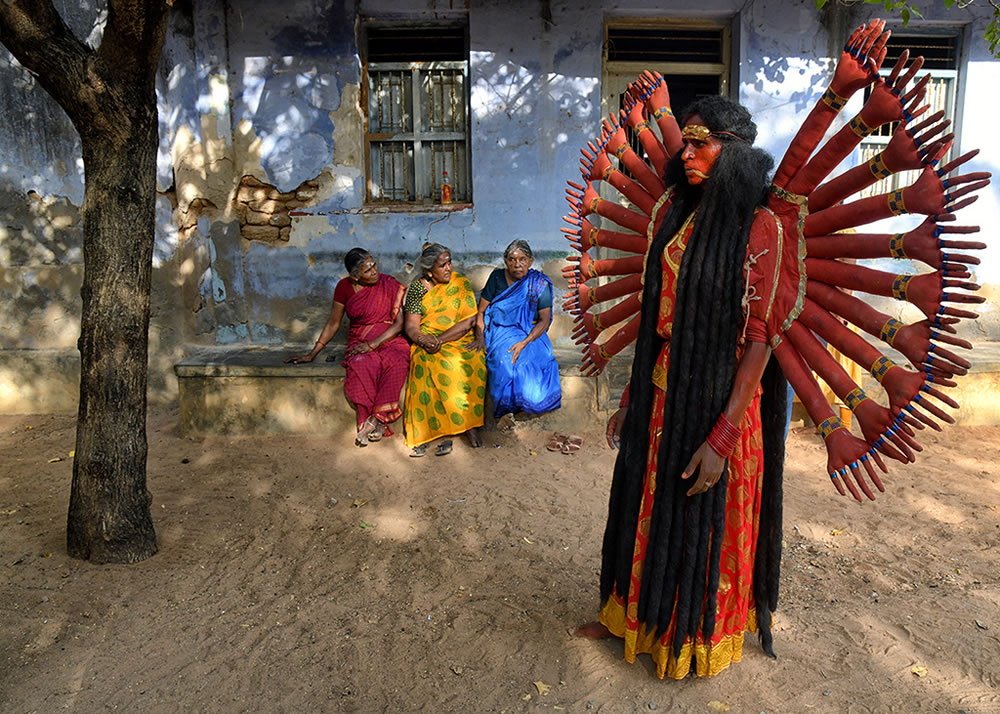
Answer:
286;248;410;445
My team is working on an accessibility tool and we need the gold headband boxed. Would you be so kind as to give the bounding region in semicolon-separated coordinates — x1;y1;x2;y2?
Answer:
681;124;746;143
681;124;712;142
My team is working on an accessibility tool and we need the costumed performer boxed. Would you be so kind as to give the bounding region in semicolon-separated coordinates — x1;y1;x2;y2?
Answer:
575;96;795;679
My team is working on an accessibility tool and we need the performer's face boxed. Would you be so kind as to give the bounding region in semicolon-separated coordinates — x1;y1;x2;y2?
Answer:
680;114;723;186
504;248;533;281
354;256;379;285
429;252;453;284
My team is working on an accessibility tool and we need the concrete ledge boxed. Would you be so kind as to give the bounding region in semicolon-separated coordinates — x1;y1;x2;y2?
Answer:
173;345;605;436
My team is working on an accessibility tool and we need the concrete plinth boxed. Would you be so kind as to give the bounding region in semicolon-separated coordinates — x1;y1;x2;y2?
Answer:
174;345;605;436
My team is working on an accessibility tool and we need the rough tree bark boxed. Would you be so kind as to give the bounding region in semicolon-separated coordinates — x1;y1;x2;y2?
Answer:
0;0;171;562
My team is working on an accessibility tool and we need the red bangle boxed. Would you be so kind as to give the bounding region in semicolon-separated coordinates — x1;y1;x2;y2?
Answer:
706;413;741;457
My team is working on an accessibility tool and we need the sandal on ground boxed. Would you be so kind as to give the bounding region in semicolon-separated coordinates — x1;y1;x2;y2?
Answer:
355;416;379;446
561;434;582;455
367;421;386;442
410;444;428;457
547;432;569;452
435;440;453;456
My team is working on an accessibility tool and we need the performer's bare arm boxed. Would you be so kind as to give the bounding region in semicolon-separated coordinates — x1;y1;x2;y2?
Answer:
681;341;772;496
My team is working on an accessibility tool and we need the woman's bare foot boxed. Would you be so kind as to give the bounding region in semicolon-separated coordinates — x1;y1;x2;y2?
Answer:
571;621;613;638
466;427;483;448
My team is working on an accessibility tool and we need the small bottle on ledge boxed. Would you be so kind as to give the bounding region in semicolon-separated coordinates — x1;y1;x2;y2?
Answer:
440;170;452;205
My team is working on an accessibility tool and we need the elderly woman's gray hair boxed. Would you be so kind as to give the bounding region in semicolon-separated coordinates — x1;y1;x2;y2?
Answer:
503;240;533;261
344;247;373;276
418;242;450;276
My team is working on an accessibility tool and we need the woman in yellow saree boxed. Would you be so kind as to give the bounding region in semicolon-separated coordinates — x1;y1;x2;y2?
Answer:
403;243;487;455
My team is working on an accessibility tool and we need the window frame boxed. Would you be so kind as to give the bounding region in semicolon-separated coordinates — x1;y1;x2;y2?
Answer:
361;24;473;209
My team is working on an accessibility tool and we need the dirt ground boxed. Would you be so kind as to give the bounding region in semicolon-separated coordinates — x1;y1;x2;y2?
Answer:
1;406;998;713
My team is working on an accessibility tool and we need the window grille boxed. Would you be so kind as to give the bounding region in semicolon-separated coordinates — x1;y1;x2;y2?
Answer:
365;25;471;206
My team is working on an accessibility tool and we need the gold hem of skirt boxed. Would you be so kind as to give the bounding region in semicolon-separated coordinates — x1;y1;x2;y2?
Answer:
598;596;762;680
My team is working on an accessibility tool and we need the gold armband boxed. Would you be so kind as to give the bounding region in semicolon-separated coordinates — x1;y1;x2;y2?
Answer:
887;189;907;216
821;87;849;112
888;233;907;258
880;317;904;345
870;356;899;383
891;274;913;301
868;154;892;180
818;416;846;439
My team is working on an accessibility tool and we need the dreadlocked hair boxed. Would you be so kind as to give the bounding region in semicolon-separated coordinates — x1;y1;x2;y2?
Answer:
600;94;778;657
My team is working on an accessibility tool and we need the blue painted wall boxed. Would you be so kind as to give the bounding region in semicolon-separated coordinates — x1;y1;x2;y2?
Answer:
1;0;997;405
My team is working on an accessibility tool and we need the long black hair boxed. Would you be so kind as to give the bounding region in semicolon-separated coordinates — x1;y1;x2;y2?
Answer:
600;95;787;655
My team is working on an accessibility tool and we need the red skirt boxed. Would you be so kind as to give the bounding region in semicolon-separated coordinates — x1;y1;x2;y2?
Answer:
599;381;764;679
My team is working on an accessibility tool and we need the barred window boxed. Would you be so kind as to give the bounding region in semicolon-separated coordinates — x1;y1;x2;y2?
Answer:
859;33;960;198
364;25;471;206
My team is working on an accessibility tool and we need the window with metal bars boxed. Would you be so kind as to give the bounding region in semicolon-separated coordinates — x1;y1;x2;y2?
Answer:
858;33;960;198
364;24;471;206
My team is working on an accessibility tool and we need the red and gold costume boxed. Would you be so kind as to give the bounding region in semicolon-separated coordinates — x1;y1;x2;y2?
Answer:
598;213;767;679
562;20;988;678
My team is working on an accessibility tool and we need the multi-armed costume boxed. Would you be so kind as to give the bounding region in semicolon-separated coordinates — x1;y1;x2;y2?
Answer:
563;21;989;678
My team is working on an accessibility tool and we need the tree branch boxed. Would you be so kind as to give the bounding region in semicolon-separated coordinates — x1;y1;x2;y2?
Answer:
0;0;94;115
98;0;171;86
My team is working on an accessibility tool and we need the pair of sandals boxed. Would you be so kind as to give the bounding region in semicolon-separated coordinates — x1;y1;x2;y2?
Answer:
546;432;582;455
355;416;386;447
410;439;452;457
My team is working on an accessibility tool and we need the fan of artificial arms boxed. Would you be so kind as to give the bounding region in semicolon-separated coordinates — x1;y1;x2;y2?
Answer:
561;19;990;498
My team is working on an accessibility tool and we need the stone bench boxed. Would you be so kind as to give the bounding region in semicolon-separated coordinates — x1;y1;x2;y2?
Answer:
173;345;610;436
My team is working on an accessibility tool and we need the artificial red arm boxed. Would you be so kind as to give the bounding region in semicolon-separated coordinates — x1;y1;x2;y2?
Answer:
561;215;648;254
772;337;886;501
805;214;983;270
787;54;928;196
808;113;951;212
773;20;888;187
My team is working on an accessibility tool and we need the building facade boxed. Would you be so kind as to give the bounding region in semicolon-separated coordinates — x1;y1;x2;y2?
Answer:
1;0;997;411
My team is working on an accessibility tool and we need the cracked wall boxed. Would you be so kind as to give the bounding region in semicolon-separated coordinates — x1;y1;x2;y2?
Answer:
1;0;998;413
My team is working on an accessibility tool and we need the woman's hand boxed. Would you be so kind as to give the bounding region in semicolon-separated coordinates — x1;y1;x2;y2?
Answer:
681;441;727;496
508;340;527;365
417;333;442;353
606;407;626;449
466;335;486;353
346;341;373;357
284;353;316;364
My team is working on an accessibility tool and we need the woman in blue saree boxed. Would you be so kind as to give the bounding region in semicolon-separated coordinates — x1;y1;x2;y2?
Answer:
472;240;561;418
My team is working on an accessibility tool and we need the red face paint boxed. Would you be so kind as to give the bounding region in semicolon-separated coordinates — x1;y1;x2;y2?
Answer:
680;114;723;186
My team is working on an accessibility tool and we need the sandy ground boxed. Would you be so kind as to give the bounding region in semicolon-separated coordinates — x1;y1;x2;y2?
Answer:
1;406;999;713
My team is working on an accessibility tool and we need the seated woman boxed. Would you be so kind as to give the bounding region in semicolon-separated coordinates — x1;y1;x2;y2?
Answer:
472;240;561;419
286;248;410;446
403;243;487;455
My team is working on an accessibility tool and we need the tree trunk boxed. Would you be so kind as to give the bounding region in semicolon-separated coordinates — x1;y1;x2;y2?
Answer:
1;1;169;563
65;89;159;563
